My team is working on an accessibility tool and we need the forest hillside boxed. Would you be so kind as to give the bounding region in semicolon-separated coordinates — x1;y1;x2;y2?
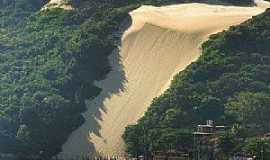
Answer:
0;0;264;159
123;5;270;159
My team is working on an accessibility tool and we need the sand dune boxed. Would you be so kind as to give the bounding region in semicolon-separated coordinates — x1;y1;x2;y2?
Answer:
59;2;269;158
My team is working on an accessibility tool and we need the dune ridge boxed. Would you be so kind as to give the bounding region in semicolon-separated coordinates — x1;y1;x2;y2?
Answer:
59;2;269;158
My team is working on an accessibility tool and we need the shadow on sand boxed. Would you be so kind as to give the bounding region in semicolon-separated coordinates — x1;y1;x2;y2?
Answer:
61;14;133;158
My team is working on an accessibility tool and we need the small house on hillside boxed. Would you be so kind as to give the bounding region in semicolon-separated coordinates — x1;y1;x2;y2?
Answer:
194;120;228;135
192;120;229;160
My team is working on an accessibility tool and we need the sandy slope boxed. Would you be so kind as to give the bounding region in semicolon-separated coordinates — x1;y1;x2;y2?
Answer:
255;0;270;8
42;0;72;10
59;2;269;158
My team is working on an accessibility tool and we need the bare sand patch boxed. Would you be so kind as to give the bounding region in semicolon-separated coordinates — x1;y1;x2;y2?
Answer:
42;0;72;10
59;1;269;158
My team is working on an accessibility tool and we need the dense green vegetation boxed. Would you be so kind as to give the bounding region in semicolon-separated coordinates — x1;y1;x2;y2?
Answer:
0;0;48;27
0;0;129;157
0;0;257;159
123;7;270;158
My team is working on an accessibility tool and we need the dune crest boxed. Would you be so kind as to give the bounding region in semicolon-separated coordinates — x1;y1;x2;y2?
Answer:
59;2;269;158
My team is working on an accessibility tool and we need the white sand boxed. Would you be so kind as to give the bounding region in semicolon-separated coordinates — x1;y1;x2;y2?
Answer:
255;0;270;8
59;1;269;158
42;0;72;10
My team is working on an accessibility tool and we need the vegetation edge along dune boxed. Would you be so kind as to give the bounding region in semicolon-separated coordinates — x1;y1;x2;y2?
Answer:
123;2;270;159
0;0;269;159
61;1;268;158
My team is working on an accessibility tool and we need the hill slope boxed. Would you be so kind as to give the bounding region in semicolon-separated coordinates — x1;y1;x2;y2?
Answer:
123;1;270;157
60;2;267;157
0;0;265;158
